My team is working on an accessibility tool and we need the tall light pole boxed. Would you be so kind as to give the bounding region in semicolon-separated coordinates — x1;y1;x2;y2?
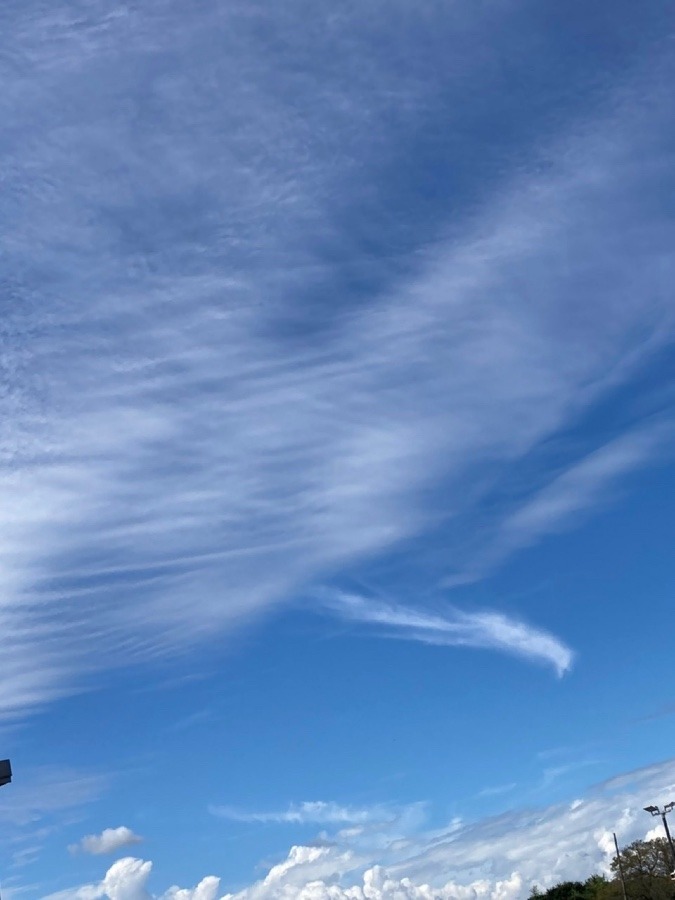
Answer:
0;760;9;900
644;802;675;873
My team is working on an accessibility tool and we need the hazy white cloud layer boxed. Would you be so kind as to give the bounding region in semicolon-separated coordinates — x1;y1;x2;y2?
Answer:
210;802;388;826
457;423;674;581
322;592;573;676
0;768;106;830
0;766;107;874
70;827;143;856
1;0;674;716
47;758;675;900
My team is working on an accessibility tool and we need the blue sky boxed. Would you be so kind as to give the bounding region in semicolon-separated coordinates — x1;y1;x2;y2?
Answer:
1;0;675;898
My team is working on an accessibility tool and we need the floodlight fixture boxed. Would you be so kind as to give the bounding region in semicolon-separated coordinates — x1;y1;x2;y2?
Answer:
0;759;11;788
643;801;675;869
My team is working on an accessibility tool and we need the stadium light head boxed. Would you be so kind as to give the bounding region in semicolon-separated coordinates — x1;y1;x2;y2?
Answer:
0;759;11;788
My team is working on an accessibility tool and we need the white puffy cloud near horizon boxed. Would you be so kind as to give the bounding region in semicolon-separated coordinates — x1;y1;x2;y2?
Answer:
43;857;220;900
69;827;143;856
47;757;675;900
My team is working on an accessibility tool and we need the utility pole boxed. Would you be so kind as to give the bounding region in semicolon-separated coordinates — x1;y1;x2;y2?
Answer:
613;832;628;900
644;803;675;874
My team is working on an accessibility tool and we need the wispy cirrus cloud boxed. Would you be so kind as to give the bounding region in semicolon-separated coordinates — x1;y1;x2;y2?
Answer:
1;0;674;716
209;801;391;827
477;783;518;799
0;768;107;829
0;766;108;878
322;592;573;677
450;422;673;584
502;426;670;544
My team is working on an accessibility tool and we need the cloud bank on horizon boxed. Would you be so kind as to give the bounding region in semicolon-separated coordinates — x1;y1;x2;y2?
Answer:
46;757;675;900
1;0;673;719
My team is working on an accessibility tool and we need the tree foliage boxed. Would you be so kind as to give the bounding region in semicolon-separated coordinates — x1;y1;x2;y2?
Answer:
611;838;674;900
530;838;675;900
529;877;611;900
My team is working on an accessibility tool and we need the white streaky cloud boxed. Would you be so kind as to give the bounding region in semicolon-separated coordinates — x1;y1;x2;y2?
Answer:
503;426;670;542
0;767;107;828
209;802;387;826
323;593;573;677
1;3;674;713
70;827;143;856
0;766;108;880
45;756;675;900
456;422;673;581
477;784;518;799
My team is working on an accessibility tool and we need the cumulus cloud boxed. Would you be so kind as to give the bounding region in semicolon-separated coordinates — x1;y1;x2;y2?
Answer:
322;593;573;677
226;861;525;900
44;857;219;900
50;758;675;900
219;759;675;900
163;878;223;900
47;856;525;900
70;827;143;856
645;826;664;842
